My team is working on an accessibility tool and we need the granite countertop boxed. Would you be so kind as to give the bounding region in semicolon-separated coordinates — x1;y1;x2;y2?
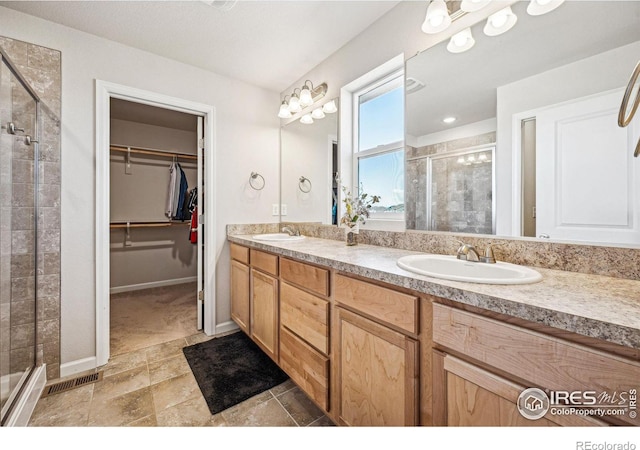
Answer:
228;234;640;350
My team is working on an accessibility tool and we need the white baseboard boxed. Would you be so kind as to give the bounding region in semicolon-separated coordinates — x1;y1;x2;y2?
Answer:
110;276;197;294
4;364;46;427
215;320;239;336
60;356;98;378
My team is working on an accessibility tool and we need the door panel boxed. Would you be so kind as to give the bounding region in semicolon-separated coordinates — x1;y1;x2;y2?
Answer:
536;89;640;244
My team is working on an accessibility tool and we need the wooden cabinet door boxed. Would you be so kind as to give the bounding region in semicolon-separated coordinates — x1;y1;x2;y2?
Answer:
336;307;418;426
251;269;279;362
230;260;250;334
436;352;606;427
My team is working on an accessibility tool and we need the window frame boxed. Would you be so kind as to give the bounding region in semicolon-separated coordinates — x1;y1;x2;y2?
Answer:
352;69;405;222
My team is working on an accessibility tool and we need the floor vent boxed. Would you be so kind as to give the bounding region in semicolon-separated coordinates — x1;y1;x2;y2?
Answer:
41;371;103;398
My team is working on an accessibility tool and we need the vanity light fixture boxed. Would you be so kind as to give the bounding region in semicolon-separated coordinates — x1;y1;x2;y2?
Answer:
278;81;328;118
278;97;292;119
299;83;313;107
447;28;475;53
460;0;491;13
422;0;452;34
484;6;518;36
322;99;338;114
288;89;302;114
527;0;565;16
311;108;325;120
443;116;457;124
300;114;314;125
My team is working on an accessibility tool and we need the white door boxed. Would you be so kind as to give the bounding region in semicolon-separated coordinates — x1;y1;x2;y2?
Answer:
536;89;640;244
197;116;204;330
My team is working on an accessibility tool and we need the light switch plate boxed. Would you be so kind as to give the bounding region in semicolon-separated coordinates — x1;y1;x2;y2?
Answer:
272;204;279;216
281;204;287;216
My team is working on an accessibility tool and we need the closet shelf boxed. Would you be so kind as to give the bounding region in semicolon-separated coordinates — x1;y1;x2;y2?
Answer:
110;144;198;160
110;221;190;229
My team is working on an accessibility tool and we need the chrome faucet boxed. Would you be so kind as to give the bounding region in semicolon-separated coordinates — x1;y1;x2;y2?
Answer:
281;226;299;236
456;242;480;262
456;241;497;264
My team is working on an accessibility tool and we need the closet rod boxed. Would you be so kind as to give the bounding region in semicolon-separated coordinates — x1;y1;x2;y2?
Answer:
110;221;190;229
110;145;198;160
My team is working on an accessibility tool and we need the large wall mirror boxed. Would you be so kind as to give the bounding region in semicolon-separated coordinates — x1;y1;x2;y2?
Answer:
280;100;339;225
405;0;640;246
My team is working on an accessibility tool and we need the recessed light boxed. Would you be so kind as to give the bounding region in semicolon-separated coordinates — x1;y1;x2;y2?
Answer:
443;116;456;124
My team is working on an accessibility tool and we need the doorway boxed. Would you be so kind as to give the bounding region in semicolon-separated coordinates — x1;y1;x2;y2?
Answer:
108;99;201;355
96;81;216;367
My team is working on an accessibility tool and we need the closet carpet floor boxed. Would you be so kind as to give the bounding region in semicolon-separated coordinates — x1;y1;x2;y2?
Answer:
28;332;334;427
110;282;199;356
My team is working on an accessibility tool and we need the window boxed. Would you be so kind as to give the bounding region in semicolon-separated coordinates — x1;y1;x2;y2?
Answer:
353;71;404;220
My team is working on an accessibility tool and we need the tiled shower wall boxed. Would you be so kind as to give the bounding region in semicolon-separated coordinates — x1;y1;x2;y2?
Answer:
0;37;61;380
405;131;496;231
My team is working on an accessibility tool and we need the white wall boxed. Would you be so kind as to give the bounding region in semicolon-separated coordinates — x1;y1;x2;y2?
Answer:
408;118;497;149
0;6;280;367
495;40;640;235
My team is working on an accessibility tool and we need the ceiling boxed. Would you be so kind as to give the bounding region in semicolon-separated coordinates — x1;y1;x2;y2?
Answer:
0;0;401;93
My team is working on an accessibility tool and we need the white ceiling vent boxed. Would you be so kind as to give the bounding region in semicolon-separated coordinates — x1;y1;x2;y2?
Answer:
406;77;425;94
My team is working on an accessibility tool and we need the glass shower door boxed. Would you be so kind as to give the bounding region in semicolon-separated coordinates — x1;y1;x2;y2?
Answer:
0;52;39;425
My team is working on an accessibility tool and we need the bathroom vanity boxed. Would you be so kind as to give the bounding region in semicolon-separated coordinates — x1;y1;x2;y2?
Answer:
227;233;640;427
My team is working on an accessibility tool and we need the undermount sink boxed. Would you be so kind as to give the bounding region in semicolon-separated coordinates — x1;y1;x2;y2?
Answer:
252;233;305;242
397;254;542;285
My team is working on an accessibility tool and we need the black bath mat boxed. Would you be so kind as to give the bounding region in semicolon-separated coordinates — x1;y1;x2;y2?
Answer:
182;331;289;415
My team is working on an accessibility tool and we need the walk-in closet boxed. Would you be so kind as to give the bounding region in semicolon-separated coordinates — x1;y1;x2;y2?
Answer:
109;98;203;356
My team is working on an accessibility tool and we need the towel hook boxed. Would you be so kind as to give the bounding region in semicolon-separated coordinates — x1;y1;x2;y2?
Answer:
298;176;312;193
249;172;265;190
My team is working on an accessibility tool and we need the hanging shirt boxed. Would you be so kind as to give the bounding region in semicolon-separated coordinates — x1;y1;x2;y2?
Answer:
174;163;189;220
190;206;198;244
165;162;178;218
171;164;182;219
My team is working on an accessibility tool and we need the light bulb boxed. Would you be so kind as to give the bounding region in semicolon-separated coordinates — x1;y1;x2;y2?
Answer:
300;85;313;107
288;94;301;113
322;100;337;114
421;0;451;34
460;0;490;13
277;101;291;119
457;157;465;164
478;153;487;161
484;6;517;36
300;114;314;125
443;116;456;124
311;108;325;119
447;28;475;54
527;0;565;16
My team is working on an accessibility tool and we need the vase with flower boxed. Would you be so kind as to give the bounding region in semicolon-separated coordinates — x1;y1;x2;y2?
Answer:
339;183;381;246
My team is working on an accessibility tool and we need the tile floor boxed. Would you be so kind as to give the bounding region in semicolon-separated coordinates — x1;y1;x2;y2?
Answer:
27;283;334;427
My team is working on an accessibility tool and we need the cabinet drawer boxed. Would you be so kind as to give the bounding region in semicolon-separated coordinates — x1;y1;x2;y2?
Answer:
280;326;329;412
433;303;640;426
250;249;278;276
334;274;418;335
280;258;329;297
230;242;249;264
281;282;329;354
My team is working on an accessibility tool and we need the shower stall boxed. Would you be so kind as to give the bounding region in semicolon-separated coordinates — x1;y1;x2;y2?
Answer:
0;47;43;426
